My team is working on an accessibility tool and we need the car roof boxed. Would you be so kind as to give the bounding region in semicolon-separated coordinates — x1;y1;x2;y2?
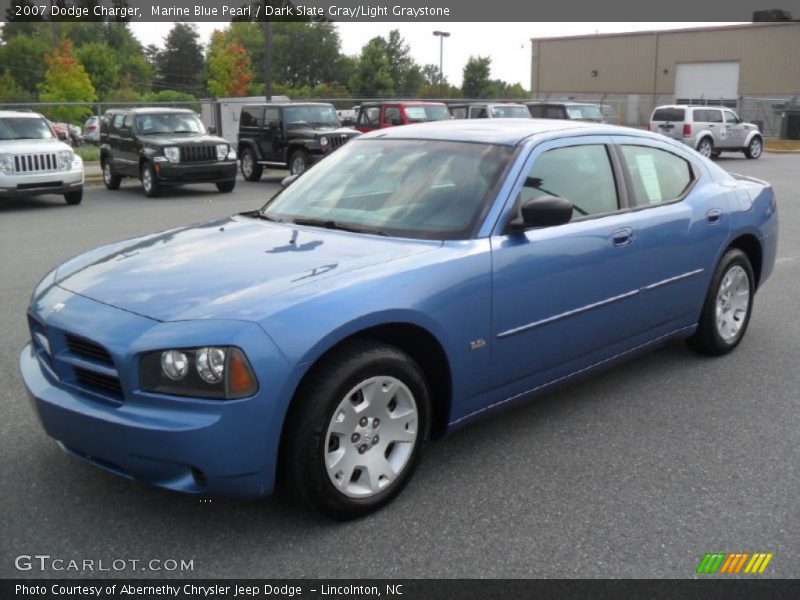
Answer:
359;118;645;146
106;107;196;115
361;101;446;107
0;110;44;119
526;101;600;107
242;102;333;108
653;105;728;110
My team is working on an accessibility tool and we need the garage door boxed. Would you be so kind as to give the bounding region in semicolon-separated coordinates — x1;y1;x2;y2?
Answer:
675;62;740;103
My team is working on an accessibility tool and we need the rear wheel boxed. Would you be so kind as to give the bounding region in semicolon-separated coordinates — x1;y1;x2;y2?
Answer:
687;248;754;355
745;136;763;159
102;160;121;190
64;189;83;205
140;162;161;198
240;148;263;182
216;180;236;193
282;340;431;520
697;137;714;158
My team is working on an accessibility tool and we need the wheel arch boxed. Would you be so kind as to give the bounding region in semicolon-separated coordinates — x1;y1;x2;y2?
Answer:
694;132;715;150
237;139;260;159
744;130;763;147
726;233;763;289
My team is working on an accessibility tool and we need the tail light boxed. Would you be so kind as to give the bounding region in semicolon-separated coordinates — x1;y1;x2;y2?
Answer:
683;123;692;137
87;125;97;131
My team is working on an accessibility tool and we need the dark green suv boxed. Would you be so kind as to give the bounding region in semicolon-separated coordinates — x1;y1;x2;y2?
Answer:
100;108;237;197
237;103;359;180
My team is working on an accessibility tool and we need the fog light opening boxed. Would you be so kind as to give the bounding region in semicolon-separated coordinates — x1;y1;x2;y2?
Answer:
191;467;208;489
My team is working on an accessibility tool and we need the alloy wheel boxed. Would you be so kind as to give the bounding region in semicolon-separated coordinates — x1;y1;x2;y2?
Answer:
715;265;750;343
749;138;762;158
324;376;418;499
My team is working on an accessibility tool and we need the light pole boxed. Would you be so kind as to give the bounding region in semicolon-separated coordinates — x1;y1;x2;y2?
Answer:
432;31;450;88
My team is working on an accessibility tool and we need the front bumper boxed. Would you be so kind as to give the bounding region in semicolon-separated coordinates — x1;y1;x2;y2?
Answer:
0;161;83;198
21;287;293;500
154;160;237;186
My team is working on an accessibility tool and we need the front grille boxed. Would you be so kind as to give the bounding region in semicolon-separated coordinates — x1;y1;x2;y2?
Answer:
180;145;216;162
14;153;59;173
329;134;351;151
65;334;113;364
74;367;123;397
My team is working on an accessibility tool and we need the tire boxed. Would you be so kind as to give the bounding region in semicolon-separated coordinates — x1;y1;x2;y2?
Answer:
289;150;309;176
240;148;263;182
102;160;121;190
697;137;714;159
216;180;236;193
711;149;722;158
745;136;763;159
687;248;755;356
281;339;431;520
64;189;83;205
140;162;161;198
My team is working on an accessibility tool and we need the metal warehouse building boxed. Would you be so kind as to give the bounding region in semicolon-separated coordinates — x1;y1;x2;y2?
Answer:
530;22;800;133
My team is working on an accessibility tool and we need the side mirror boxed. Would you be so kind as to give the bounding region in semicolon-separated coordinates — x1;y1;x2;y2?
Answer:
281;174;300;188
511;195;573;230
208;125;217;134
736;117;743;124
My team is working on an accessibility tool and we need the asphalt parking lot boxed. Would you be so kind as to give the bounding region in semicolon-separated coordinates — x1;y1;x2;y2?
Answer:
1;155;798;579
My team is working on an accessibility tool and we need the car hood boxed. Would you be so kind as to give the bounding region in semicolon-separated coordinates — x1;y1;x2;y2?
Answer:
139;133;229;147
287;126;359;137
1;138;73;153
54;215;440;322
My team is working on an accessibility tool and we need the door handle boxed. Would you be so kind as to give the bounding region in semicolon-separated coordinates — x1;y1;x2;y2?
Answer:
706;209;722;224
612;227;633;247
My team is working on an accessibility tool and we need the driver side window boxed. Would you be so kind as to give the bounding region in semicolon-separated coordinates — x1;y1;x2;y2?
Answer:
519;145;619;217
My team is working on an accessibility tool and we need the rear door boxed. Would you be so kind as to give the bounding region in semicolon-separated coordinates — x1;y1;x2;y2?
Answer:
650;107;685;141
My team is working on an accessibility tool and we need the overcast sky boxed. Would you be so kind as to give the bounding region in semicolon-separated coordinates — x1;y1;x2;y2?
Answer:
130;22;744;88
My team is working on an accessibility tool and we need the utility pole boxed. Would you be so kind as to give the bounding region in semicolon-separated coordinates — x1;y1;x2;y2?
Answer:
433;31;450;88
263;5;272;102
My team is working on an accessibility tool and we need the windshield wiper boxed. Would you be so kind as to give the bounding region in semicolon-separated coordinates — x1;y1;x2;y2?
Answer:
291;217;387;236
170;130;196;134
243;210;284;222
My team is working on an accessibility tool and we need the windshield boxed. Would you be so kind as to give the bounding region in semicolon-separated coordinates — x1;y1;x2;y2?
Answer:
0;117;54;140
284;105;340;128
404;105;450;122
135;113;206;135
490;105;530;118
262;139;512;240
566;105;603;120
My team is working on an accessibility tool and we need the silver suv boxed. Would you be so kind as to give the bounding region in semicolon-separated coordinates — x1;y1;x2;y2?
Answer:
649;105;763;160
0;110;84;204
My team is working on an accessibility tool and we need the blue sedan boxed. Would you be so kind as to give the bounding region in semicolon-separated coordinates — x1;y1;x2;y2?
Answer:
20;120;778;519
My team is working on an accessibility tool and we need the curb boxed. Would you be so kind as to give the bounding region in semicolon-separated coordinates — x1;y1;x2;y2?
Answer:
764;148;800;154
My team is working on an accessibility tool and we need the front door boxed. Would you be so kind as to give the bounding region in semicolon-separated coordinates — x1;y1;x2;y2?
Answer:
490;137;643;388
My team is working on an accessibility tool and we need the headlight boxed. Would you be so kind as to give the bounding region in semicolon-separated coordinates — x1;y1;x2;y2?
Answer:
318;136;328;146
163;146;180;163
0;154;13;176
140;346;257;399
216;144;228;161
57;150;73;171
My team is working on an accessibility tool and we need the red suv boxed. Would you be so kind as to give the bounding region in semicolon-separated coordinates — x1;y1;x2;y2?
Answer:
355;101;450;132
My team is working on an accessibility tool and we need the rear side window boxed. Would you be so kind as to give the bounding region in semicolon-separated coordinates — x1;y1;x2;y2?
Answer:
620;145;693;206
520;145;619;217
450;107;467;119
652;108;685;122
470;107;488;118
240;108;263;128
264;108;280;124
528;105;544;118
384;107;401;123
111;114;125;132
360;107;380;127
693;109;710;122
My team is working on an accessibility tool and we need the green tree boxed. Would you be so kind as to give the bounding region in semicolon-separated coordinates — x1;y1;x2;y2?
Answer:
349;38;394;97
154;23;204;95
39;40;96;123
462;56;492;98
0;70;34;103
0;35;50;94
76;43;120;100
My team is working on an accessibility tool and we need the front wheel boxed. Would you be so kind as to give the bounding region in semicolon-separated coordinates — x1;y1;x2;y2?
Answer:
745;136;763;159
140;162;161;198
216;180;236;193
687;248;754;355
697;137;714;158
289;150;309;176
282;340;431;520
64;189;83;205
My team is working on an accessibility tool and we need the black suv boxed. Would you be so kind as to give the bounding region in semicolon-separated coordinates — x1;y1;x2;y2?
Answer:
100;108;237;197
237;102;359;180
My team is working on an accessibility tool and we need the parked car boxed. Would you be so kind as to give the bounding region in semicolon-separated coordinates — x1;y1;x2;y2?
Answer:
599;105;618;125
83;116;101;144
21;120;777;519
47;120;70;143
355;101;450;132
0;110;84;204
336;108;357;126
648;105;763;160
238;102;359;178
449;102;531;119
99;108;237;197
526;101;605;122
